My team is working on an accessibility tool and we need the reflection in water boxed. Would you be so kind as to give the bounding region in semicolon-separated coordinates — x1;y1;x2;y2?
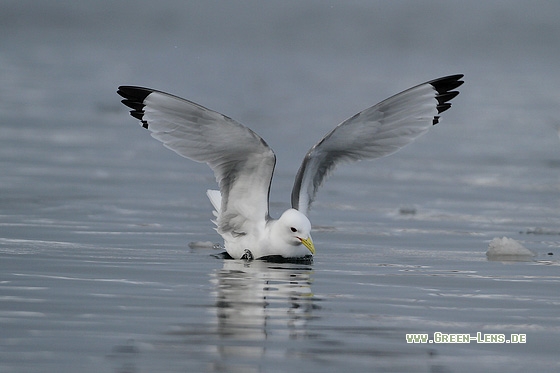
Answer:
155;260;440;372
108;260;316;373
208;260;315;369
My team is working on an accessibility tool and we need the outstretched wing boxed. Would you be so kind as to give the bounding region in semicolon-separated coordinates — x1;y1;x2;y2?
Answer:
291;74;464;215
118;87;276;233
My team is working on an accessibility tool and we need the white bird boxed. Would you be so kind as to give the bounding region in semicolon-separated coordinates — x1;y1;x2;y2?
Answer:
118;74;463;261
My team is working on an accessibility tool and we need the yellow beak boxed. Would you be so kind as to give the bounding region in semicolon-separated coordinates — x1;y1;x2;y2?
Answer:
299;236;316;255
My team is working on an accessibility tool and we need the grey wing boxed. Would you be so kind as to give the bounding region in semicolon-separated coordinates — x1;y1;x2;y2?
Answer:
118;86;276;232
291;74;464;215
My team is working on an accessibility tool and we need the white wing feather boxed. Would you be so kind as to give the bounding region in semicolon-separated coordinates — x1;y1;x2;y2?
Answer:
291;74;464;215
118;87;276;235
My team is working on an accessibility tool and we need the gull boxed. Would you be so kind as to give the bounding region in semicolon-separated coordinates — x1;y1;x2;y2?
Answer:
117;74;463;261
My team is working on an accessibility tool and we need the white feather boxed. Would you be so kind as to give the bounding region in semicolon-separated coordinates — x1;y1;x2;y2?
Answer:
118;74;463;259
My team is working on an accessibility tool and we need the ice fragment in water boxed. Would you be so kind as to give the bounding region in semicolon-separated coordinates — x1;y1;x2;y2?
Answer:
486;237;535;260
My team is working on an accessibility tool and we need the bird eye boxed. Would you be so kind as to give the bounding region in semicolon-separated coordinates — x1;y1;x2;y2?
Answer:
290;227;297;233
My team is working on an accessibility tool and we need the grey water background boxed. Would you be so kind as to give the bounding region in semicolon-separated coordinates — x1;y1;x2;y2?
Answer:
1;1;560;372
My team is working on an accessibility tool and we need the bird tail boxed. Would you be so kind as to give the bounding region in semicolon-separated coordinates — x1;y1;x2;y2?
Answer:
206;189;221;227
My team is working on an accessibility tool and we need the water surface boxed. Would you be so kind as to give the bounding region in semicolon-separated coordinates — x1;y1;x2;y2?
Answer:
1;1;560;372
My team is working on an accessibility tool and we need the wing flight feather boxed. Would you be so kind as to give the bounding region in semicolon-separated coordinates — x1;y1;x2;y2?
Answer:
118;87;276;233
291;74;464;215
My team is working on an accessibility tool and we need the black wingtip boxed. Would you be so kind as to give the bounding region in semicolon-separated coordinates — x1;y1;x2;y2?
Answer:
429;74;464;119
117;86;153;101
429;74;464;93
117;86;154;129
